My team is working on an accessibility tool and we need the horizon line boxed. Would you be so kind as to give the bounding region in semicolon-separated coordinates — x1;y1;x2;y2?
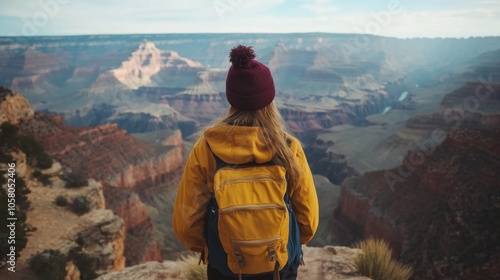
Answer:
1;31;500;40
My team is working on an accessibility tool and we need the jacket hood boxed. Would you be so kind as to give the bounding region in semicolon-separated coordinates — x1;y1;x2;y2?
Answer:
203;125;274;164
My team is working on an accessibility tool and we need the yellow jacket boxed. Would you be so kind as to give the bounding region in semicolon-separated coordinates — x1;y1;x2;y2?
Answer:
172;125;319;253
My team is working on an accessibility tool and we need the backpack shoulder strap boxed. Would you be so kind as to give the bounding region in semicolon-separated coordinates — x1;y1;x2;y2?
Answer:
205;142;227;171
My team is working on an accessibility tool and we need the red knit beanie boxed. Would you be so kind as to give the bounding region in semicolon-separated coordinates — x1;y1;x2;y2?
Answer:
226;45;275;111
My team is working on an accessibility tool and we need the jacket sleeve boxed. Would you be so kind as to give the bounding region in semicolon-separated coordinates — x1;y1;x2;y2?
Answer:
172;137;212;252
289;139;319;244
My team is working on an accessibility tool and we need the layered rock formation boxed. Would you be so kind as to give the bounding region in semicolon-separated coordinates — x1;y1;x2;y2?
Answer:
3;34;499;139
17;113;178;264
113;42;201;88
311;53;500;279
301;82;410;181
156;69;228;124
307;51;500;176
281;87;397;139
91;41;203;93
305;139;358;185
3;34;500;278
161;92;228;123
3;93;184;266
75;209;126;275
17;114;184;190
158;83;403;139
333;128;500;279
103;187;162;266
8;47;71;95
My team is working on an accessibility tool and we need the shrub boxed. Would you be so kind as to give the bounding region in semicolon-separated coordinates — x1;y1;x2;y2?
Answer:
69;250;98;280
180;253;207;280
34;170;51;186
54;195;68;207
62;172;89;188
0;121;19;136
353;238;412;280
28;249;67;280
14;135;53;169
71;195;92;215
36;152;53;169
0;150;13;163
0;86;14;101
0;122;53;169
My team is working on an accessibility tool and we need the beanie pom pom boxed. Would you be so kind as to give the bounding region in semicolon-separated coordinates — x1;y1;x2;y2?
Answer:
229;45;256;69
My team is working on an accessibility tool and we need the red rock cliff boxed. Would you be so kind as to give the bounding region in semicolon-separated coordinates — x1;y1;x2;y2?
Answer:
333;128;500;279
15;105;184;265
103;187;162;265
18;115;184;189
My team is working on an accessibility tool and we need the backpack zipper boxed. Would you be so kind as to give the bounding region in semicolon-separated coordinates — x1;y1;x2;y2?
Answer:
219;203;285;214
231;236;281;246
218;175;284;189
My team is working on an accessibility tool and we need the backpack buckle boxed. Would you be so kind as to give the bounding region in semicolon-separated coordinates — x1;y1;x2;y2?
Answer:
268;245;277;262
234;247;246;267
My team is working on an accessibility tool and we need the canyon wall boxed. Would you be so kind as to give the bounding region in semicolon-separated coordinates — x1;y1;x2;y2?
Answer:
160;92;228;124
305;138;359;185
333;128;500;279
103;187;162;266
18;115;184;190
303;82;409;179
4;93;184;266
4;35;499;141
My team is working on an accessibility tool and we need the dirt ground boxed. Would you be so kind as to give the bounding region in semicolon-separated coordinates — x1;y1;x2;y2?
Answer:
7;178;87;280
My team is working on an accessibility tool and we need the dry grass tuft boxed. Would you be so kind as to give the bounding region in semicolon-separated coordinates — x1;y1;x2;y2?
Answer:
353;238;412;280
180;253;207;280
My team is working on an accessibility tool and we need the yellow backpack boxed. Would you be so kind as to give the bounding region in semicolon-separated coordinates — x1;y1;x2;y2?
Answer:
206;152;294;280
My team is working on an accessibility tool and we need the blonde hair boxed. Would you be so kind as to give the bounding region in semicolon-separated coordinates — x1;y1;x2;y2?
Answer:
209;102;302;190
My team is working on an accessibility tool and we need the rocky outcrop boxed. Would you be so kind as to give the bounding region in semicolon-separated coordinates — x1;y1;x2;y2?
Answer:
4;150;125;280
333;128;500;279
96;246;370;280
0;93;34;124
75;209;126;275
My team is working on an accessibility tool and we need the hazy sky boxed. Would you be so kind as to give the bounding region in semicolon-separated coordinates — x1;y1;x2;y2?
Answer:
1;0;499;38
